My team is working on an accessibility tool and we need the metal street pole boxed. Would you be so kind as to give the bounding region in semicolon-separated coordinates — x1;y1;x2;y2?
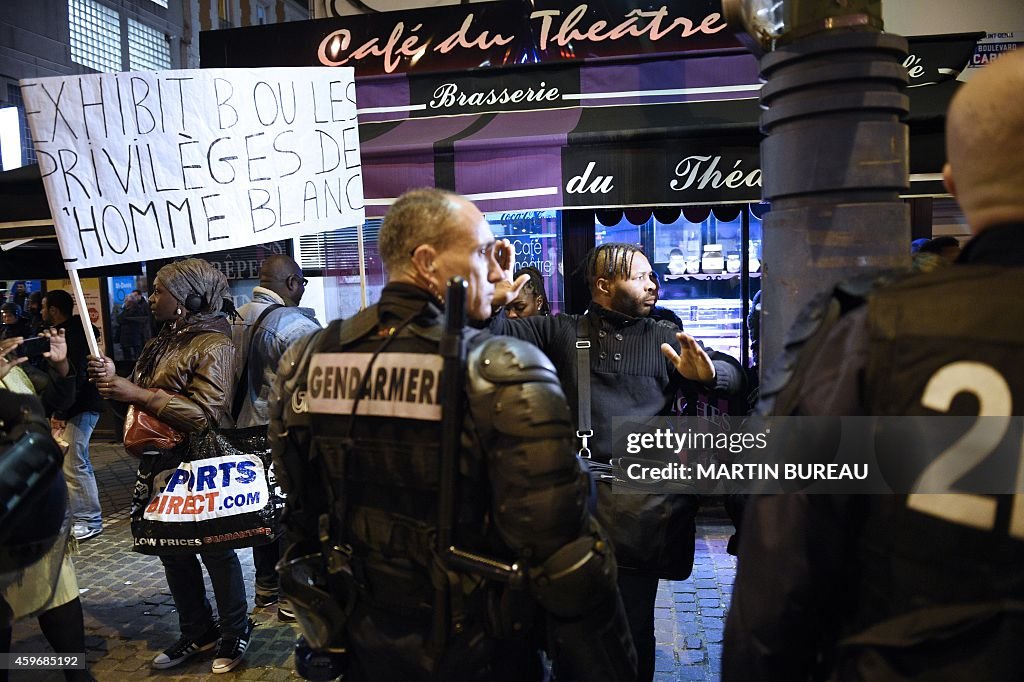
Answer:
726;1;910;371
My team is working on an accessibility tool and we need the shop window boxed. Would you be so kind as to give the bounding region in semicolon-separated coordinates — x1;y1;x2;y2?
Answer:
106;275;151;362
487;210;564;315
4;84;35;167
594;210;643;249
219;0;233;28
297;220;386;320
69;0;122;73
296;211;565;320
128;18;171;71
596;204;765;363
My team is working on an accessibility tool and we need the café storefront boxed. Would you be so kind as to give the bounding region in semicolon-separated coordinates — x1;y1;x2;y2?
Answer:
199;0;979;367
0;0;980;368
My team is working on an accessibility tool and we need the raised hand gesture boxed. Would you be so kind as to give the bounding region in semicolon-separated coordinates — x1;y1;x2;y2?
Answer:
660;332;716;384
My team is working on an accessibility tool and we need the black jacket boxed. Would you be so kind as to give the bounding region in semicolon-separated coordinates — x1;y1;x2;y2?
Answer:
724;223;1024;681
54;315;105;419
490;302;744;462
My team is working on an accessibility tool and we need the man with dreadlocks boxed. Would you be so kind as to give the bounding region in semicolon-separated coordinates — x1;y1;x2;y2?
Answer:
491;242;745;682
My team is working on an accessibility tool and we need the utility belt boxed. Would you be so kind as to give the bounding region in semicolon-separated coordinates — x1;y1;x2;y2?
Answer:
278;517;533;656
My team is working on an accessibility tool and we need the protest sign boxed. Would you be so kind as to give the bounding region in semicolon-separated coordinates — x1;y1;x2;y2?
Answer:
20;67;364;270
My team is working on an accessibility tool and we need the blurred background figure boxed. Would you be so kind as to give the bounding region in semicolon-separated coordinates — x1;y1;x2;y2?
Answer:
912;236;961;272
747;290;762;370
666;248;687;275
0;303;32;341
10;282;28;311
116;290;152;362
505;266;551;318
26;292;45;337
41;290;104;543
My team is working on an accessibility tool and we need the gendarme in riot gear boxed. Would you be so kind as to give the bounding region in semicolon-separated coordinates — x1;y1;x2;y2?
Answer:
269;188;636;681
724;49;1024;681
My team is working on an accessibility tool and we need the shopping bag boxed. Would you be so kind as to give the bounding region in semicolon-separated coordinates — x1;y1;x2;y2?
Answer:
130;427;276;555
220;424;286;537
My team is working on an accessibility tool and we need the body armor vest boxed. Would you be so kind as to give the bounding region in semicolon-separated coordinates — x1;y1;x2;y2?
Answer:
303;305;538;680
309;305;504;592
866;265;1024;416
837;265;1024;679
277;288;636;682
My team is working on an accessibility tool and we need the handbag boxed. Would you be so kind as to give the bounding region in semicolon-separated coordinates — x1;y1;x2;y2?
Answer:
123;404;184;457
594;475;700;580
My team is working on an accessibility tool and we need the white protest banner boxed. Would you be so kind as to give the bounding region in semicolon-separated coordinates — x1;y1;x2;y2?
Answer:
20;67;364;269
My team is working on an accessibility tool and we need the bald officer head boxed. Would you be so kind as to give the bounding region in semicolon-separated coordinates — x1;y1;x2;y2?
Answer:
943;49;1024;234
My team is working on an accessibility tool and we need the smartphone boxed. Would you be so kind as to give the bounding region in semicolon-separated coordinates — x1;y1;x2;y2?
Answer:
14;336;51;358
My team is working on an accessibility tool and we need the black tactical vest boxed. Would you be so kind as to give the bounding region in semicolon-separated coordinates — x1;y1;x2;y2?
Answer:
308;305;498;593
866;264;1024;416
835;265;1024;679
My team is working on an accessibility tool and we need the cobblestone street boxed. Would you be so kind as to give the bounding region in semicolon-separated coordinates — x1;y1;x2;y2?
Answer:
9;441;737;681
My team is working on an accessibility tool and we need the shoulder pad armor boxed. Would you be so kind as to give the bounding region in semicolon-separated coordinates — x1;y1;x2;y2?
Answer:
466;337;569;439
468;336;559;387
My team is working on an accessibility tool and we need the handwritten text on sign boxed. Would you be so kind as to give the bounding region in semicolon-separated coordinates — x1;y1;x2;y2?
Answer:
20;68;365;268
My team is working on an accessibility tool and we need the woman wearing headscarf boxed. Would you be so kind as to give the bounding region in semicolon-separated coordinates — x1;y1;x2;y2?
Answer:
88;258;252;674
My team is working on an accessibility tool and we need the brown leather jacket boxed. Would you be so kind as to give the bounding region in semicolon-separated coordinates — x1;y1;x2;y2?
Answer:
131;318;236;434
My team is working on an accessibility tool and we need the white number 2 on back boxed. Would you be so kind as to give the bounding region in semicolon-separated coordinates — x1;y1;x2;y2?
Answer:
907;361;1024;539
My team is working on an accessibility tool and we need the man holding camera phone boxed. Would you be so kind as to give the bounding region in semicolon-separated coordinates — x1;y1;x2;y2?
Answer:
41;290;105;542
0;329;68;391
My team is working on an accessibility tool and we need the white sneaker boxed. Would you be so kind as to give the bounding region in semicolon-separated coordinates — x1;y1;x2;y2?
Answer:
72;524;102;542
152;624;220;669
211;619;255;674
